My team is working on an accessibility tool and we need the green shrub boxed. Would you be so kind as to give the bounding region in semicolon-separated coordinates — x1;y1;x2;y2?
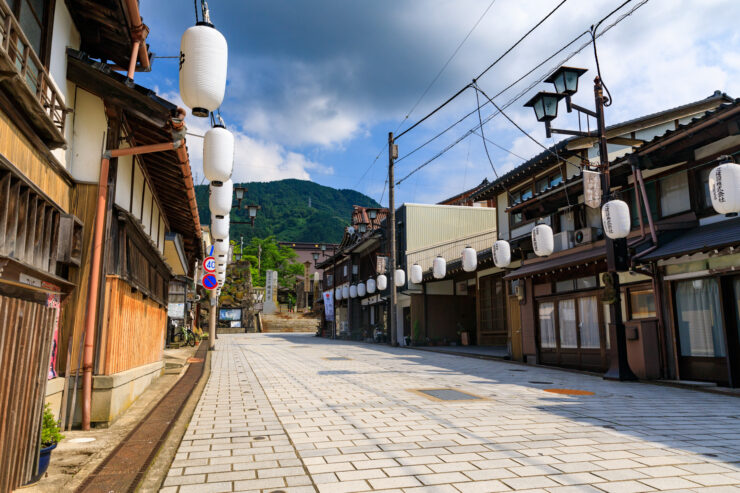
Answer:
40;403;64;446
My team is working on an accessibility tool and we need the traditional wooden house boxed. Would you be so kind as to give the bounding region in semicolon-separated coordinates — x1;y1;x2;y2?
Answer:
0;1;201;488
466;91;732;375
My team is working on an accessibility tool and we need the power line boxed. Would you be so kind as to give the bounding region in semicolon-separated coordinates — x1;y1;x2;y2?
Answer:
395;0;570;141
354;0;498;192
394;0;650;185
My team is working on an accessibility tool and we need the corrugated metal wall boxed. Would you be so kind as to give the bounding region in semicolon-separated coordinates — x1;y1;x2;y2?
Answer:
0;294;56;491
404;204;497;252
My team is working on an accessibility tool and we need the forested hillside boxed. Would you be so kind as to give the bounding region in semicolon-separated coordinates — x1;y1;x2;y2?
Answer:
194;179;380;243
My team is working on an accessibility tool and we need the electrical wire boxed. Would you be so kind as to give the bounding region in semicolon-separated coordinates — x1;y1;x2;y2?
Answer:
474;87;511;200
395;0;570;141
354;0;498;191
395;0;649;185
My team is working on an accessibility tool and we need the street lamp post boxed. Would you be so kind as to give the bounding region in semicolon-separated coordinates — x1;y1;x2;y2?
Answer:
524;67;636;381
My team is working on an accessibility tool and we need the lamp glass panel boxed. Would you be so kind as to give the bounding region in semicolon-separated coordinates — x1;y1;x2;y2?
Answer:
543;95;559;119
235;188;244;199
249;207;257;217
564;70;579;93
533;98;545;121
553;72;566;94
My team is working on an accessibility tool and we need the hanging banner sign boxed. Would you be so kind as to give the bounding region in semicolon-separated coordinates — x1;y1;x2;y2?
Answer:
323;290;334;321
583;169;602;208
375;255;387;275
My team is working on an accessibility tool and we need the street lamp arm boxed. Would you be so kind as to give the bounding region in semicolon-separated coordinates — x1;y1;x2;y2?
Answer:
569;101;598;118
548;127;594;138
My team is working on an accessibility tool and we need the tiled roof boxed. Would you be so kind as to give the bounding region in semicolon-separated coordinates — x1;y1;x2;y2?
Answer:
638;217;740;262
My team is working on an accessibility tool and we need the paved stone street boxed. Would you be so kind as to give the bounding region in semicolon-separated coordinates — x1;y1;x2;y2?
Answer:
161;333;740;493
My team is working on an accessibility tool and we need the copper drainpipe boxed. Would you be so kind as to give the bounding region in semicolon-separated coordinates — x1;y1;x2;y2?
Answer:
123;0;150;73
81;139;182;430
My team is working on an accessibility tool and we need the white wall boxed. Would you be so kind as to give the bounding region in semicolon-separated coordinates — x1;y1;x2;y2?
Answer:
49;1;80;169
70;89;107;183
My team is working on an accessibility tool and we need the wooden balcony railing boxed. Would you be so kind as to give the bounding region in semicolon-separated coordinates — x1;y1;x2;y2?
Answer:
0;0;67;148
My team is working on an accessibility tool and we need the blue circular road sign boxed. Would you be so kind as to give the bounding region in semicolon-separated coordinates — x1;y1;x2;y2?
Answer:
203;273;218;290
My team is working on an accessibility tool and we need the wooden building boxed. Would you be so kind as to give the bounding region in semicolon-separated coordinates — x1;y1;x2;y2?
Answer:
0;1;201;488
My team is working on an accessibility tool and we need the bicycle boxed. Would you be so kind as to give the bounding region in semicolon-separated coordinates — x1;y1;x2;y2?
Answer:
181;325;201;347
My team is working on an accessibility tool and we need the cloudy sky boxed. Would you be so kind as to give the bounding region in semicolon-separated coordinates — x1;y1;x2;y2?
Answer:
137;0;740;207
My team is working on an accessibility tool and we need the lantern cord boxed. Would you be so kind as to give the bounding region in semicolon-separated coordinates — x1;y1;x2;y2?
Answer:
201;0;211;25
193;0;199;23
590;25;613;107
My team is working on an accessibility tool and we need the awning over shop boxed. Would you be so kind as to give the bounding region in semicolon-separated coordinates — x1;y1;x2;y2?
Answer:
504;245;606;280
638;217;740;262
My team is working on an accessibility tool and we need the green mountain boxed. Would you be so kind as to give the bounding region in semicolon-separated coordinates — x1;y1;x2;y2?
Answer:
194;179;380;244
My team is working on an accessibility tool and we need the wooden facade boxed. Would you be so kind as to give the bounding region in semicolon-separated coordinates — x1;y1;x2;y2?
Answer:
99;276;166;375
0;294;57;491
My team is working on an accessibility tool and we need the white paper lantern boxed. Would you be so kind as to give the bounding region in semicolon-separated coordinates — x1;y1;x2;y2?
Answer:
366;278;377;294
532;224;554;257
602;200;631;239
493;240;511;268
213;239;229;255
349;284;358;298
709;163;740;215
433;256;446;279
394;269;405;287
209;179;233;217
203;125;234;183
335;288;342;301
357;282;366;297
210;215;229;239
376;274;387;291
462;246;477;272
410;263;423;284
180;24;228;117
342;285;349;299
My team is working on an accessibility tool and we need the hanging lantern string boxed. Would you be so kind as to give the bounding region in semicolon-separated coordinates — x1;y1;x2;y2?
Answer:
193;0;199;23
201;0;212;24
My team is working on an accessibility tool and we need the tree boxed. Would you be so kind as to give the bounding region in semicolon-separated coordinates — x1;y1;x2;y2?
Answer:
234;236;304;289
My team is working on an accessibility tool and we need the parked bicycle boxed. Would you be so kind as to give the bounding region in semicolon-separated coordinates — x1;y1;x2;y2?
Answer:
181;325;201;347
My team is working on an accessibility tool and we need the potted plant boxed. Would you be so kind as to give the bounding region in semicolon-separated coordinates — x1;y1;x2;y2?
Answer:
36;403;64;480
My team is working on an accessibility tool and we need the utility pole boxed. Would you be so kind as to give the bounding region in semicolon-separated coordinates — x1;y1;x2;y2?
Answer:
208;289;217;350
388;132;398;346
595;77;636;381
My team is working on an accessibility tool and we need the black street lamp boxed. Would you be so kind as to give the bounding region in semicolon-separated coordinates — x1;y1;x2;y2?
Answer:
524;65;636;382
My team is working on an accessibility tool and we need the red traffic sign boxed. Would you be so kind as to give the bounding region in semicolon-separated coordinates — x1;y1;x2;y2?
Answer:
202;273;218;290
203;256;216;273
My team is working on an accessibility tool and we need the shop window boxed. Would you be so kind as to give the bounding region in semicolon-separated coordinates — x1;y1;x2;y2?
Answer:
511;186;533;225
659;171;690;217
699;166;713;209
539;302;556;348
555;279;574;293
559;299;577;348
629;288;655;319
579;296;600;348
675;278;725;357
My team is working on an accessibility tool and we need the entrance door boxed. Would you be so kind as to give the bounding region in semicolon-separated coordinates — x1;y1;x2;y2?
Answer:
478;275;507;345
508;296;522;360
674;278;728;385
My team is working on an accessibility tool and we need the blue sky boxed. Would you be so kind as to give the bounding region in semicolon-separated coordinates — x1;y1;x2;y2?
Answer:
136;0;740;207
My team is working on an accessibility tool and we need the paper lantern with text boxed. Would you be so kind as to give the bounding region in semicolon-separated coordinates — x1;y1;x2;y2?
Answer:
532;224;554;257
367;278;377;294
209;179;233;217
709;163;740;215
358;282;366;297
493;240;511;268
410;263;423;284
342;285;349;299
433;256;446;279
601;200;631;239
203;125;234;183
376;275;387;291
180;23;228;117
349;284;357;298
462;246;477;272
394;269;405;287
335;288;342;301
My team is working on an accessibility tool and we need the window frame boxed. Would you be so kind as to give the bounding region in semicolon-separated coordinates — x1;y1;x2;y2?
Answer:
536;289;606;353
10;0;55;66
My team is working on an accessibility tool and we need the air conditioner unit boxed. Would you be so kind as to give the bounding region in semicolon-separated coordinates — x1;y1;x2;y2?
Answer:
574;227;599;246
552;231;573;253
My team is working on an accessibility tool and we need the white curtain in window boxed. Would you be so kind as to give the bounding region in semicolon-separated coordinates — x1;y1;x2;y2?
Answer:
675;278;725;357
660;171;690;217
559;299;577;348
579;296;600;348
539;302;556;348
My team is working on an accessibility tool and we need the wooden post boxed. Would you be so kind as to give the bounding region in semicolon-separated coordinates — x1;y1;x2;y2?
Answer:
209;290;217;350
388;132;398;346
